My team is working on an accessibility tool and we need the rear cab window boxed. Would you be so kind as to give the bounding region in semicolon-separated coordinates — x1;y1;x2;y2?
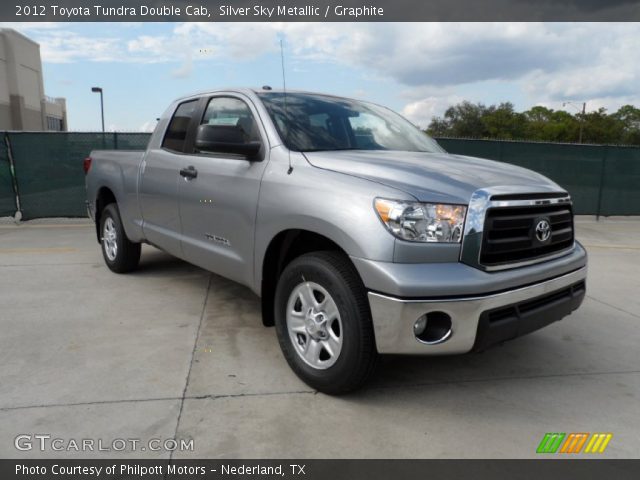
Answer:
162;99;199;152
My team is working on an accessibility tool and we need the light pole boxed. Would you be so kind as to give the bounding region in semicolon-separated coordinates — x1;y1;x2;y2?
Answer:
91;87;105;133
563;101;586;144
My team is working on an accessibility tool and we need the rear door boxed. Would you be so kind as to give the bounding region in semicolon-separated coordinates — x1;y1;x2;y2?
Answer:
139;99;199;255
177;94;269;286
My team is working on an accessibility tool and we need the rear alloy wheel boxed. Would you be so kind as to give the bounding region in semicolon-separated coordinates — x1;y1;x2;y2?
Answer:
275;251;378;394
100;203;141;273
102;217;118;262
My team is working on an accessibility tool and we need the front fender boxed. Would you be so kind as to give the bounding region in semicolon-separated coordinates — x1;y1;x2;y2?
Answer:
252;154;410;293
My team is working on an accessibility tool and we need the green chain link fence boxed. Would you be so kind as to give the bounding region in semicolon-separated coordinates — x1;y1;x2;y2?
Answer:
0;136;15;217
437;138;640;215
0;132;150;220
0;133;638;219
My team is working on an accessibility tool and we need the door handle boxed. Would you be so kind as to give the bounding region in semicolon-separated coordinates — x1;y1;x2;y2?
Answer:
179;166;198;179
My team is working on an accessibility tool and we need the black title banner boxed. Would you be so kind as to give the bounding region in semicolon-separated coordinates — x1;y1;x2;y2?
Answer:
5;0;640;21
2;459;640;480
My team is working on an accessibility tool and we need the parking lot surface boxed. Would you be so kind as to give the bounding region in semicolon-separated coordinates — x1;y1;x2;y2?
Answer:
0;217;639;458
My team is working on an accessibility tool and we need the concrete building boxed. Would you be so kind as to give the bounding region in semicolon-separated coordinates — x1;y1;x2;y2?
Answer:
0;28;67;131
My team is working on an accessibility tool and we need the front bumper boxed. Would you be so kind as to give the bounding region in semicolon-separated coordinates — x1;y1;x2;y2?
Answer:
368;266;587;355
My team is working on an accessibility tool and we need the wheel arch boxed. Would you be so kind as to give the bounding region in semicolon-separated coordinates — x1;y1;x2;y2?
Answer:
259;228;360;327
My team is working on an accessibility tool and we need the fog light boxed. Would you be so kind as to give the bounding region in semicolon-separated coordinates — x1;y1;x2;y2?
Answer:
413;316;427;335
414;312;452;345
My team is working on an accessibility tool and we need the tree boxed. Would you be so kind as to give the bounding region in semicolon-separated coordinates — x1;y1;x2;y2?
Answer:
523;107;579;142
435;101;488;138
483;102;527;139
611;105;640;145
581;108;624;145
426;102;640;145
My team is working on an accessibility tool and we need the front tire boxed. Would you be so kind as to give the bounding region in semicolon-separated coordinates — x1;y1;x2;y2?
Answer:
274;251;378;394
100;203;141;273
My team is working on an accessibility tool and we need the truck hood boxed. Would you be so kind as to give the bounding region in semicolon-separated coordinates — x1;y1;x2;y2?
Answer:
303;150;562;204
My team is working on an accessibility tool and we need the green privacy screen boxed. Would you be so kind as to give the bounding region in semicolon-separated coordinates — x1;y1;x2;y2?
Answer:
2;132;150;220
437;138;640;215
0;135;16;216
0;132;637;219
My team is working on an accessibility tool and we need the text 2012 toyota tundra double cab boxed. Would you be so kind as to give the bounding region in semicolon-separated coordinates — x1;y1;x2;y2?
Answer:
85;88;587;394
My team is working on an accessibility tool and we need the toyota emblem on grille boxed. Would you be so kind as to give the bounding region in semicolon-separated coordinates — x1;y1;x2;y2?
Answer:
535;219;551;243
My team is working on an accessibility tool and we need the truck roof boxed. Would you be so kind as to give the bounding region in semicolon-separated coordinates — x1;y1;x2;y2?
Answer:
172;87;354;103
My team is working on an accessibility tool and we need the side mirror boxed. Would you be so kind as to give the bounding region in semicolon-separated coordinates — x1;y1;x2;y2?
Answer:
194;124;262;159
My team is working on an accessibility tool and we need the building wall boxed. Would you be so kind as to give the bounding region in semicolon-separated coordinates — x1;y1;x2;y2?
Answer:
0;56;10;105
0;104;11;127
44;97;67;131
0;29;66;131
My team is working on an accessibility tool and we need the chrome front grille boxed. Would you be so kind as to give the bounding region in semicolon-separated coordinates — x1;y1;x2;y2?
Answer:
480;203;574;267
460;188;575;271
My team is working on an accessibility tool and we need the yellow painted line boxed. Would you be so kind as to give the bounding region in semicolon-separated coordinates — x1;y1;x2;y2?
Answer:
590;434;605;453
0;247;78;254
584;434;598;453
598;434;613;453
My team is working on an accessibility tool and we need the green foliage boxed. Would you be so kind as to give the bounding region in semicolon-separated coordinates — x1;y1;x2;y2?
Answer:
426;102;640;145
611;105;640;145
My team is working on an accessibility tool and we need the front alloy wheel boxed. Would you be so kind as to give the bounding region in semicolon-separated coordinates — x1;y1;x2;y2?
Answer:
287;281;343;369
274;251;378;394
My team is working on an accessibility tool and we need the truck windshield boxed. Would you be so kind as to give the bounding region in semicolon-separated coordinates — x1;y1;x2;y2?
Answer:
257;92;444;153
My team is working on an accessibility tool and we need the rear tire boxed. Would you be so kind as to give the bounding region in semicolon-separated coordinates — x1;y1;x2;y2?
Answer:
100;203;141;273
274;251;378;394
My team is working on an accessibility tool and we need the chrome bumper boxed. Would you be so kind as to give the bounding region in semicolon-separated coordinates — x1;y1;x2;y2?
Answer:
368;266;587;355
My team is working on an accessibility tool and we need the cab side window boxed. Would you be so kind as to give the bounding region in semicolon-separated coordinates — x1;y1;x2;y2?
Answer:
162;99;198;152
201;97;260;143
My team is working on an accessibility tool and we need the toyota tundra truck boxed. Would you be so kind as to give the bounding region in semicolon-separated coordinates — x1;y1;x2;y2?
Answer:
84;88;587;394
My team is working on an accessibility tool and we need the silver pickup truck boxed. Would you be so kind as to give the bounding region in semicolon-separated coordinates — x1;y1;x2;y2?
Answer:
85;88;587;394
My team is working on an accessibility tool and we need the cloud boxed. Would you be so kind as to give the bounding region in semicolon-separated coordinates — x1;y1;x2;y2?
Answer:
0;22;62;31
521;24;640;102
279;23;639;101
174;23;279;60
17;22;640;121
126;35;169;57
37;30;122;63
402;94;465;128
171;53;193;79
26;23;640;98
139;121;158;132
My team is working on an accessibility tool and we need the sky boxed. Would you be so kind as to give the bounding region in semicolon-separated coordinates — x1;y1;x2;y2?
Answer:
4;22;640;131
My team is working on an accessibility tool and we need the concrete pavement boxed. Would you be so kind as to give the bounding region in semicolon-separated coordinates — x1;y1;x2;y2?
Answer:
0;217;638;458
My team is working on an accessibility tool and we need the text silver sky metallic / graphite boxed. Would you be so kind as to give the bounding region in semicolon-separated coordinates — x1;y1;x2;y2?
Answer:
219;5;385;18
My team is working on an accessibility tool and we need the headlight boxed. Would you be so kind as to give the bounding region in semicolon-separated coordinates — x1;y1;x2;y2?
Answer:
374;198;466;243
